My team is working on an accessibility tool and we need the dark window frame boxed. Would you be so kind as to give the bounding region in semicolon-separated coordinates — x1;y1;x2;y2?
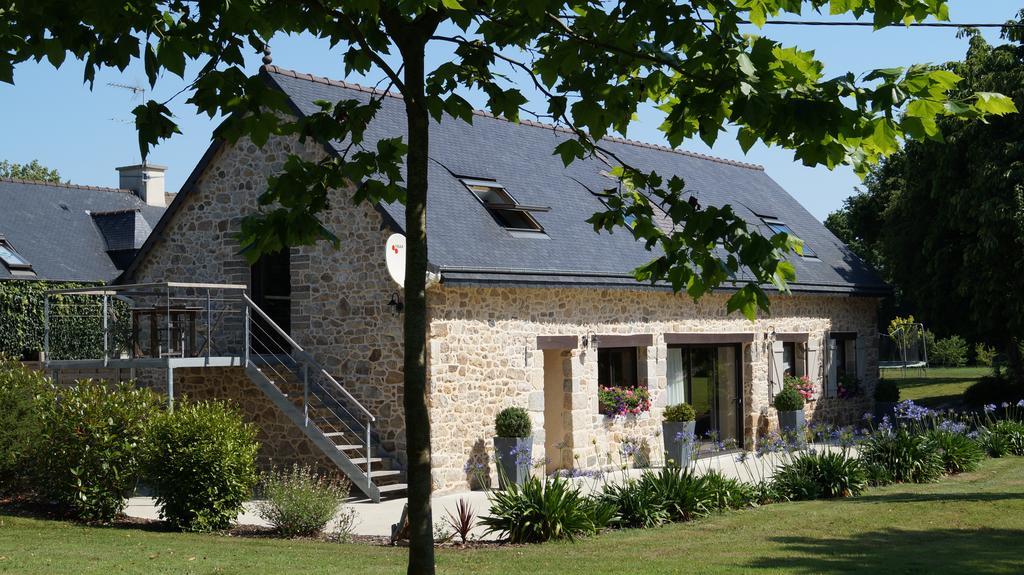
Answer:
762;218;817;258
459;177;548;234
0;237;32;271
597;346;640;389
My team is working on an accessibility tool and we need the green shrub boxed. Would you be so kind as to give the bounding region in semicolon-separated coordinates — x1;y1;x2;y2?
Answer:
863;461;894;487
256;464;350;537
600;478;670;529
773;385;805;412
975;343;998;367
702;470;754;510
859;428;944;484
145;400;259;532
963;375;1023;406
495;406;532;438
926;429;984;474
931;335;968;367
38;380;161;522
874;379;900;403
638;466;714;521
979;420;1024;457
0;360;50;495
772;450;867;500
480;474;598;543
663;403;696;422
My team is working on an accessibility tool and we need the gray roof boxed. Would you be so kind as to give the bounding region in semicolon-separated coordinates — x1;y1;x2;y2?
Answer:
126;65;886;295
0;179;164;282
262;67;886;295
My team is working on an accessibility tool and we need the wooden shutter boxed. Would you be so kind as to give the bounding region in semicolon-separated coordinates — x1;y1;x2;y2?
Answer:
770;340;785;398
806;337;820;388
856;335;867;382
825;332;838;398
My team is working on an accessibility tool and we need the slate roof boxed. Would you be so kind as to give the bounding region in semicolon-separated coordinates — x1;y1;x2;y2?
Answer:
127;65;887;296
0;178;164;282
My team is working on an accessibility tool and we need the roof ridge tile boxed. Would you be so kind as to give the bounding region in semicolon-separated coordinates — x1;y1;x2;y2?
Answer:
262;64;764;172
0;177;132;194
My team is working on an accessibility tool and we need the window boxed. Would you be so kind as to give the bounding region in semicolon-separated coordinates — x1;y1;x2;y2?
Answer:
459;178;548;234
826;333;860;398
782;342;796;377
0;237;32;271
762;219;817;258
598;347;639;388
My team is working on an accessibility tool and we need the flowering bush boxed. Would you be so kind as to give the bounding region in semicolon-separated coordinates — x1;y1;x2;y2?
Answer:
598;386;651;417
783;375;815;401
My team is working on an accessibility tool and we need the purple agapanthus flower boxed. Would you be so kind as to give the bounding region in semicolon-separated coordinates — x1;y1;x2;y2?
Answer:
984;404;997;414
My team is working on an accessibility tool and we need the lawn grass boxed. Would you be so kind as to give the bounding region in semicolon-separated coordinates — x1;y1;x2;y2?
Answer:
3;457;1024;574
884;366;992;407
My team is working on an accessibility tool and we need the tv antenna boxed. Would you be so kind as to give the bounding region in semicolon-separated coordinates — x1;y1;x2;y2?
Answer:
107;81;146;124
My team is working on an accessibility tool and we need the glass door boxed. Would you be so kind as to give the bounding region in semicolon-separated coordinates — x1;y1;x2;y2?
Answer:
665;345;744;449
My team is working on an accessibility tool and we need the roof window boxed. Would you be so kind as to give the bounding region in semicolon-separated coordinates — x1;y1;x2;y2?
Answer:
459;178;549;235
762;219;817;258
0;236;32;271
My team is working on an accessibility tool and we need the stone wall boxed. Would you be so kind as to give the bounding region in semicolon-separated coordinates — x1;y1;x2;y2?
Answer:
129;135;408;460
426;286;879;493
174;367;340;475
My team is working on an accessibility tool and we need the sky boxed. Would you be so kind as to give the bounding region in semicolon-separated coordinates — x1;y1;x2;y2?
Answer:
0;1;1021;221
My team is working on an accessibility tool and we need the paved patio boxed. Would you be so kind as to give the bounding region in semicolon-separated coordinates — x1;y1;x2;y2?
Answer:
124;445;848;540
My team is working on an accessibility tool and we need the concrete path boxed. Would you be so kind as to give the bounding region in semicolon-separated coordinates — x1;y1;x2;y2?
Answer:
124;444;851;539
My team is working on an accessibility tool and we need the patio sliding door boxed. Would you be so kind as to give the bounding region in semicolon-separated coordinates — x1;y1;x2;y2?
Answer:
665;344;743;447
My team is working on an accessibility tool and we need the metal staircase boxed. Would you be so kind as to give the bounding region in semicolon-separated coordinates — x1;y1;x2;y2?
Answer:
241;294;405;502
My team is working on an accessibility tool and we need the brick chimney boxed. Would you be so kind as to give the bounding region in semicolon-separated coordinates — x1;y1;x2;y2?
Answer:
116;163;167;207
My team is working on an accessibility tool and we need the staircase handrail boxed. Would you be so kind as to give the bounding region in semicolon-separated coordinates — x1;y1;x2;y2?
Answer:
242;294;375;423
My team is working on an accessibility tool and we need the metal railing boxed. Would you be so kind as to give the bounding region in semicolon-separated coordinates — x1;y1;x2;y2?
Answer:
242;294;376;492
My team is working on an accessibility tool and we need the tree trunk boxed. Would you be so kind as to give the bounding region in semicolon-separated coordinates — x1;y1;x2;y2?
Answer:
400;41;435;575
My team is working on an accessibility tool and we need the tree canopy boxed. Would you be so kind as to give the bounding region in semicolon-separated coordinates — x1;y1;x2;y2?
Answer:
0;159;62;183
1;2;1017;573
826;24;1024;361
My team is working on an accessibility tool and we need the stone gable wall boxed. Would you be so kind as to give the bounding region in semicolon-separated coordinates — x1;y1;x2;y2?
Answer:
130;135;408;460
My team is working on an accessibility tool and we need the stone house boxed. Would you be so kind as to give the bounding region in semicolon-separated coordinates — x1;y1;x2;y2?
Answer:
0;166;169;375
115;64;887;497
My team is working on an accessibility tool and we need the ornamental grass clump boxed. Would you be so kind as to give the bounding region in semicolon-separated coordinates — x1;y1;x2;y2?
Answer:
599;478;670;529
859;426;943;484
772;450;867;501
638;465;714;521
480;474;599;543
38;380;162;523
144;400;259;532
979;419;1024;457
925;429;984;474
257;464;350;537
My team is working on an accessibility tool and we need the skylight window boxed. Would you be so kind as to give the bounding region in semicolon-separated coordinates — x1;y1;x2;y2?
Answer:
459;178;549;234
762;219;817;258
0;237;32;271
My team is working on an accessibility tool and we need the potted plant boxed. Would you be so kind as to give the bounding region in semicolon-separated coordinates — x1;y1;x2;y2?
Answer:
837;373;862;399
493;406;533;489
774;384;806;434
662;403;697;468
874;379;900;421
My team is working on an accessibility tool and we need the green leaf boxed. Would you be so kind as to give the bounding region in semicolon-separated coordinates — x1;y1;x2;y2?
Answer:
974;92;1017;115
553;139;586;166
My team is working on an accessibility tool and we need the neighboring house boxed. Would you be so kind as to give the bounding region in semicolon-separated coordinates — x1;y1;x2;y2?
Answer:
91;64;886;498
0;166;169;362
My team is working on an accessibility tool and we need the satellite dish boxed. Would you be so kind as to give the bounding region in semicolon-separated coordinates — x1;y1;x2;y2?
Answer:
385;233;406;288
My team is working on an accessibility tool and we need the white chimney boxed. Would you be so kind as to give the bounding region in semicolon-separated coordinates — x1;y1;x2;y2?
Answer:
116;163;167;207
